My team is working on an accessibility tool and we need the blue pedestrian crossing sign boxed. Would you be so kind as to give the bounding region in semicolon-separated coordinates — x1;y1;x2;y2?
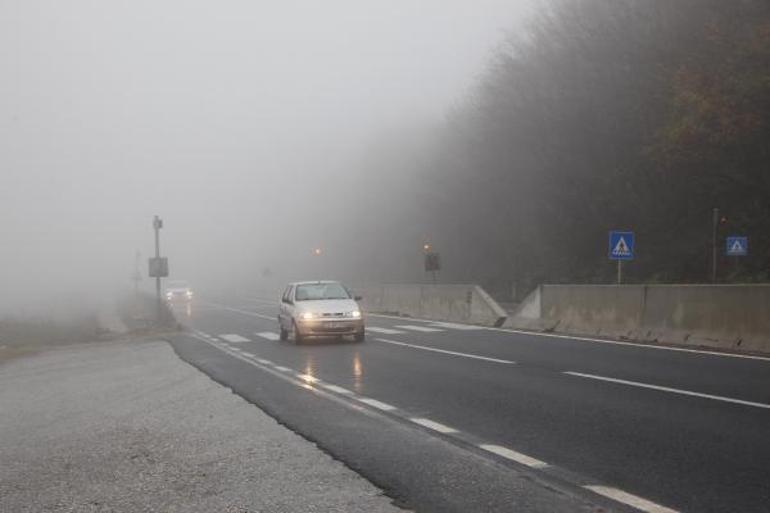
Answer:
726;236;748;256
609;231;635;261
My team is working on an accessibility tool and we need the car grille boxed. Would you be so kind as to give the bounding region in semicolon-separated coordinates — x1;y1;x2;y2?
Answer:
320;312;345;318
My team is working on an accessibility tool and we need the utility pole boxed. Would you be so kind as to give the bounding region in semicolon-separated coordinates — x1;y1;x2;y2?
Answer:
711;208;718;283
153;215;163;321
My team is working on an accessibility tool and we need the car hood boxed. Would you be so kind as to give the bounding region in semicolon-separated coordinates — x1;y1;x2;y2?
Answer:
295;299;359;314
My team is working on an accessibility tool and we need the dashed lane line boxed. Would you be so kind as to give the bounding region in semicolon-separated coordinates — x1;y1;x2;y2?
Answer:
376;338;516;365
565;371;770;410
409;417;458;434
357;398;397;411
255;331;280;341
322;384;354;395
219;334;251;343
584;485;679;513
479;444;549;469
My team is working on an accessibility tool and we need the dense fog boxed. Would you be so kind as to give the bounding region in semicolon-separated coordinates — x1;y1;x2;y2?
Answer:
0;1;534;313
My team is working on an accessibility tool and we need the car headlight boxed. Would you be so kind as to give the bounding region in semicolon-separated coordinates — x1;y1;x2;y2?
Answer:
300;312;316;321
186;291;193;297
349;310;362;319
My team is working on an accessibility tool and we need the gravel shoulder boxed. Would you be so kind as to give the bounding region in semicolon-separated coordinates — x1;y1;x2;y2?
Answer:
0;339;406;513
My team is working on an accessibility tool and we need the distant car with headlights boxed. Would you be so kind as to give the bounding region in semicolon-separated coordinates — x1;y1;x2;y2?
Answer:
165;280;194;302
278;281;364;343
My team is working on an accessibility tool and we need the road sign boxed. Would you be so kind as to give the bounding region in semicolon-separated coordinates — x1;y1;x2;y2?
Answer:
726;236;748;256
148;257;169;278
609;231;634;261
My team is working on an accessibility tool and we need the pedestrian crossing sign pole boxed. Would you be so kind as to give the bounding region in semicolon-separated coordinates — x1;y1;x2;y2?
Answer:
609;231;635;284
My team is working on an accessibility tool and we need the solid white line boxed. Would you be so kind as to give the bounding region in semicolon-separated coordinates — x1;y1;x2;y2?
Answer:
274;366;293;372
322;384;354;395
409;417;458;434
395;325;444;333
584;485;679;513
297;374;319;384
255;358;272;365
479;444;549;469
565;371;770;410
219;334;251;343
255;331;280;341
358;398;397;411
376;338;515;365
429;322;483;331
366;326;406;335
368;313;770;363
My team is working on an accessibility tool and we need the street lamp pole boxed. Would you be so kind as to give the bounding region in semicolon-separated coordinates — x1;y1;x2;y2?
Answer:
153;215;163;320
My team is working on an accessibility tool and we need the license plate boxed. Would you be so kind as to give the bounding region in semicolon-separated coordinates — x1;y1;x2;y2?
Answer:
328;322;344;329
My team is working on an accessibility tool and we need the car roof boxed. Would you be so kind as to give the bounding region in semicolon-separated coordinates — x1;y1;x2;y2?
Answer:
289;280;341;286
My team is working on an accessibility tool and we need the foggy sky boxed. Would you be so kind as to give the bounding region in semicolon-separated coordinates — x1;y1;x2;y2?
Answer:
0;0;535;312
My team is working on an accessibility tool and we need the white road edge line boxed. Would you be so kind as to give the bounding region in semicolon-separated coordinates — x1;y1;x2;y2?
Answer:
255;358;272;365
376;338;515;365
479;444;549;469
409;417;458;434
366;313;770;362
358;398;397;411
394;325;444;333
366;326;406;335
274;366;293;372
565;371;770;410
584;485;679;513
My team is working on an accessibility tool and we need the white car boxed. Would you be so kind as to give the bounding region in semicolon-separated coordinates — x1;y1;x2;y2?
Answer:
278;281;365;343
165;280;193;302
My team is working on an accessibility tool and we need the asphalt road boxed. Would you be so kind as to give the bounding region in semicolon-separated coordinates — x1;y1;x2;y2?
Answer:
168;296;770;513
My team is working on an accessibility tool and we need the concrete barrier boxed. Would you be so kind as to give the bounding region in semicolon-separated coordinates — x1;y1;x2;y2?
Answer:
506;284;770;353
359;284;507;327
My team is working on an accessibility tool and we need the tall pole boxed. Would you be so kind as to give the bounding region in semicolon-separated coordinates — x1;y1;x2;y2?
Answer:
711;208;718;283
154;215;162;321
617;260;622;285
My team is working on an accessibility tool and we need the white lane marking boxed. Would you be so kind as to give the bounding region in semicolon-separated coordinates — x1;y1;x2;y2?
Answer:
376;338;515;365
297;374;319;384
565;371;770;410
322;384;354;395
429;322;483;330
219;334;251;343
368;313;770;363
274;366;293;372
409;417;458;434
584;485;679;513
255;331;280;341
366;326;406;335
479;444;548;469
395;325;444;333
358;398;397;411
255;358;272;365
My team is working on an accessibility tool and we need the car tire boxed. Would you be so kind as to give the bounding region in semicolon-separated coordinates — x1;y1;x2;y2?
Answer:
279;325;288;341
354;330;365;343
293;321;304;345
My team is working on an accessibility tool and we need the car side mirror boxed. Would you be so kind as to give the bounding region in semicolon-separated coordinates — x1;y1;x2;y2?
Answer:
354;295;363;301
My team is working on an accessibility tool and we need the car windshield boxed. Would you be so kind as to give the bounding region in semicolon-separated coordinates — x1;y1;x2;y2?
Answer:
294;283;350;301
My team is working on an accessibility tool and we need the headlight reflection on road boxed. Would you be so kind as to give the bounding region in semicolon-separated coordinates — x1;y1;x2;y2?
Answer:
352;352;363;393
298;359;318;388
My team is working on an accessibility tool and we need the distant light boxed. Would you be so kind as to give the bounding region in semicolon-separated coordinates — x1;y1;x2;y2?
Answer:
423;244;431;252
313;248;322;256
